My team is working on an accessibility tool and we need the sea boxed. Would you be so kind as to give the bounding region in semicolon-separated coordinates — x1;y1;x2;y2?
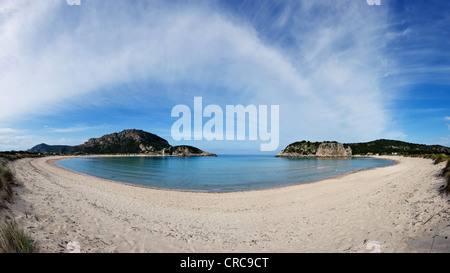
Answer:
55;155;395;192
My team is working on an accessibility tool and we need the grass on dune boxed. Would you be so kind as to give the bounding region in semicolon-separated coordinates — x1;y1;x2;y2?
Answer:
0;220;39;253
0;160;14;202
442;159;450;194
0;157;40;253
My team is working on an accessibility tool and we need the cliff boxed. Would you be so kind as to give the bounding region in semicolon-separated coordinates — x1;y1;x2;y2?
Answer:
316;142;352;157
276;141;352;157
28;129;216;157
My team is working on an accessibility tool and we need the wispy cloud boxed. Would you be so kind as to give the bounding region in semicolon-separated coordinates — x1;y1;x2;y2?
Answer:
432;135;450;147
48;125;105;133
3;0;443;150
0;128;25;134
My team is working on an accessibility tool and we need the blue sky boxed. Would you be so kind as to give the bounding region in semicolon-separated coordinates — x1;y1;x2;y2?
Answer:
0;0;449;154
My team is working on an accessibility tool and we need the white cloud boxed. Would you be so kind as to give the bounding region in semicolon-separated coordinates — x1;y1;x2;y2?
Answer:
0;128;25;134
0;135;35;151
432;135;450;147
49;125;105;133
0;0;400;150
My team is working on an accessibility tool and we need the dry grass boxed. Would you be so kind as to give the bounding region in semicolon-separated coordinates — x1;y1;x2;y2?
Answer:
434;154;450;165
0;158;40;252
442;160;450;194
0;220;39;253
0;160;14;203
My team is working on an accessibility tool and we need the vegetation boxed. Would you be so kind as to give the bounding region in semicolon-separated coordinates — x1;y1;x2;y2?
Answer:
0;154;41;252
76;129;171;154
0;152;42;203
0;220;39;253
433;154;450;164
0;151;43;161
282;141;321;155
346;139;450;156
28;143;73;153
27;129;213;156
168;145;204;155
0;160;14;203
404;154;450;194
441;159;450;194
405;153;449;162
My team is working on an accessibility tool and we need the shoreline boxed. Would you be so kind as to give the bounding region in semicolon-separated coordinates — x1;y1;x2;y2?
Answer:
2;155;450;252
49;155;398;194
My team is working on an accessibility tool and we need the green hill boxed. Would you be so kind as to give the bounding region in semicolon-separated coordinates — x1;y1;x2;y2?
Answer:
28;143;73;154
28;129;216;156
346;139;450;155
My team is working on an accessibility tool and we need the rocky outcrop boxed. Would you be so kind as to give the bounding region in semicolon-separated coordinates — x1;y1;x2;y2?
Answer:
163;145;216;157
275;141;352;157
316;142;352;157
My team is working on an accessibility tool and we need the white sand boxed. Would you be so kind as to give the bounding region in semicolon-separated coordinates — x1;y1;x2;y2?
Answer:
2;155;449;253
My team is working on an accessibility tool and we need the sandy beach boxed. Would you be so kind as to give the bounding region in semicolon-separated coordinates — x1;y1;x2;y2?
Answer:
2;155;449;253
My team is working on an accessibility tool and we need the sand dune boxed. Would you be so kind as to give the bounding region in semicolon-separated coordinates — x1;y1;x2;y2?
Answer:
2;156;449;253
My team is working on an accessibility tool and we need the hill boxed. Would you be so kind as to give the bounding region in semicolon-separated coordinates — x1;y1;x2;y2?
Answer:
346;139;450;155
28;129;216;157
276;141;352;157
28;143;73;154
277;139;450;157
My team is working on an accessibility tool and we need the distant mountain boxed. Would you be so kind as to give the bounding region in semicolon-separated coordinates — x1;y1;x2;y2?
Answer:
28;129;216;156
346;139;450;155
28;143;73;154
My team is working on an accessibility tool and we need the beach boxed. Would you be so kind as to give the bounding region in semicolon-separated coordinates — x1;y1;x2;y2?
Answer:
2;155;449;253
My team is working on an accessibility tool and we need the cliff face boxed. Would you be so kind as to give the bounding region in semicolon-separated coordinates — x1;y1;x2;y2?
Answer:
276;141;352;157
28;129;216;157
316;142;352;157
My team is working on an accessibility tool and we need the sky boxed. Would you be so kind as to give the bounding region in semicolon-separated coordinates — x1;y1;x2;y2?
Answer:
0;0;449;154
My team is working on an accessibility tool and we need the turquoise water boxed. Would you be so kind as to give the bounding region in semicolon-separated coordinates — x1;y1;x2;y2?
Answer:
55;155;395;192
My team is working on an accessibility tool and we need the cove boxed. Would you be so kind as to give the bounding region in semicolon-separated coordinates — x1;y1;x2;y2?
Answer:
55;155;395;192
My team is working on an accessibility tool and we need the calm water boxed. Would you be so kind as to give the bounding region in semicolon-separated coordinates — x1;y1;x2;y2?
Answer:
56;155;395;192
